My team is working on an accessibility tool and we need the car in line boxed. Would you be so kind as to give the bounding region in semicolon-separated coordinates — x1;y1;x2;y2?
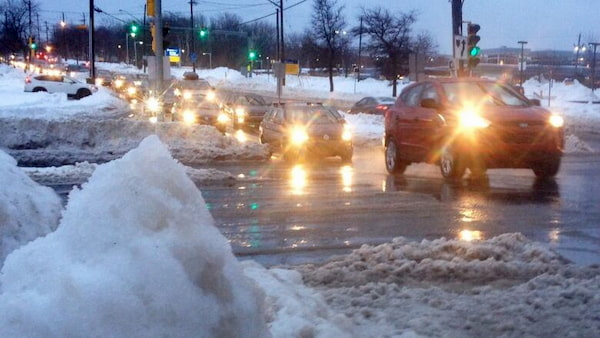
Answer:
221;93;271;129
348;96;396;115
383;77;565;179
259;103;353;162
24;74;97;100
170;93;229;133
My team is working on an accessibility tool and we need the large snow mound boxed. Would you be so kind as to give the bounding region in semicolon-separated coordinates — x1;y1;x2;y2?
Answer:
0;135;269;337
0;149;62;266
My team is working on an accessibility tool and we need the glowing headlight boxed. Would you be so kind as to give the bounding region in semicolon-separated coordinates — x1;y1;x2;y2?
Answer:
183;110;196;124
342;124;352;141
217;113;230;124
459;109;490;129
206;91;216;101
114;79;124;88
182;91;192;100
127;86;137;96
149;116;158;124
95;78;104;87
549;114;564;128
290;126;309;145
146;97;161;113
235;107;246;116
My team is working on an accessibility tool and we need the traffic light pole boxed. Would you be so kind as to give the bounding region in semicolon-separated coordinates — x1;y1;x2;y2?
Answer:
154;0;164;96
451;0;463;77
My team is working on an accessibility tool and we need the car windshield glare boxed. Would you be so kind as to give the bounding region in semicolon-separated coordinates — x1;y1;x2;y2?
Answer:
442;82;530;107
289;108;338;124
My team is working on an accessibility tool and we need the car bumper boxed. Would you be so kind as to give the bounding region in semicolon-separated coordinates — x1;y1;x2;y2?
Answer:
454;126;564;168
290;139;353;157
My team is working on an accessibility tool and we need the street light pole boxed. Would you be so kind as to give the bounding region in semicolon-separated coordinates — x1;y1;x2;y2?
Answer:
518;40;528;86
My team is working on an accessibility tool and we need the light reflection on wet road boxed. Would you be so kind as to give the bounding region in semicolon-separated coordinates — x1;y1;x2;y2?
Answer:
197;145;600;267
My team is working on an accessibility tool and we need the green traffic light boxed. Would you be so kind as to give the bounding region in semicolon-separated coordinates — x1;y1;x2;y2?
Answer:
30;43;37;50
248;51;256;60
469;46;481;57
199;28;208;38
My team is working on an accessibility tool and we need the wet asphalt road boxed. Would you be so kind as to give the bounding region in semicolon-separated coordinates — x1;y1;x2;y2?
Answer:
197;133;600;267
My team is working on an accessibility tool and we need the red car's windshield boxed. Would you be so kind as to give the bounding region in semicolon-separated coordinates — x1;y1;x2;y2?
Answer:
442;82;530;107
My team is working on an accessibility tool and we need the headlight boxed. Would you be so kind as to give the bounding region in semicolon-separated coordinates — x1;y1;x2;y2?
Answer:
549;114;564;128
459;109;490;129
149;116;158;124
290;126;309;145
235;107;246;116
342;124;352;141
114;79;124;88
95;78;104;87
217;113;230;124
206;91;216;101
183;110;196;124
127;86;137;96
146;97;161;113
183;91;192;100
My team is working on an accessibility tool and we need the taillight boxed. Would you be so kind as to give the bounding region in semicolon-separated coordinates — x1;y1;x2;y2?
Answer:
25;77;31;83
376;105;389;110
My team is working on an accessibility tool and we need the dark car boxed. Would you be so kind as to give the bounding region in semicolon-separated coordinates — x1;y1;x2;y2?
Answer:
348;96;396;115
383;78;565;179
170;94;229;133
259;103;353;162
222;93;271;129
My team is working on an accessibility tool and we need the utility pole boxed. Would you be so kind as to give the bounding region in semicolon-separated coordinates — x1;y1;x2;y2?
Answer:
518;40;527;86
89;0;96;80
27;0;32;69
189;0;197;72
590;42;600;93
357;16;363;82
574;33;583;76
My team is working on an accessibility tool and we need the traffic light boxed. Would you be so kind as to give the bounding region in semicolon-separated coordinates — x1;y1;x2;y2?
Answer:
199;26;208;39
467;23;481;69
28;36;37;50
248;50;257;61
129;22;139;38
150;23;156;52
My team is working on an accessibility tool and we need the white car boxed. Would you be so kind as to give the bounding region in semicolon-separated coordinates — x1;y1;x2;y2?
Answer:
24;74;97;100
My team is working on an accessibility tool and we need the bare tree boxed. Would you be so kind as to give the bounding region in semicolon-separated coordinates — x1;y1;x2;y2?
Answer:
0;0;38;56
353;7;416;96
311;0;346;92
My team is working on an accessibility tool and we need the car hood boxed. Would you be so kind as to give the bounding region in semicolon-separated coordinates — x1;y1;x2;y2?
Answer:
453;105;554;124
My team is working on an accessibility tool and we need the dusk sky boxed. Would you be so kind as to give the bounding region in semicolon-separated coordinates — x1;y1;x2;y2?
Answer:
39;0;600;55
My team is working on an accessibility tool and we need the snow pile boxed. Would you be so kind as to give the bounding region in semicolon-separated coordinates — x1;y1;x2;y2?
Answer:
295;234;600;337
0;149;62;266
1;119;270;166
0;136;269;337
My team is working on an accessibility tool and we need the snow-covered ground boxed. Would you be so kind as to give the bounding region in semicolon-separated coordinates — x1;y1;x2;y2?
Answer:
1;62;599;337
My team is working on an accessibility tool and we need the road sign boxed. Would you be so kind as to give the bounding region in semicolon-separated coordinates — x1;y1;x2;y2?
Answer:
454;35;467;60
190;53;197;62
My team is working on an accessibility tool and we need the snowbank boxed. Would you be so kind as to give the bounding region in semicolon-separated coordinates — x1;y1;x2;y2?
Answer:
0;136;269;337
0;149;62;265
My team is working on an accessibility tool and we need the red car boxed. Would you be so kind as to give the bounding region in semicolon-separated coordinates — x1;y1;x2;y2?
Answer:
384;78;565;179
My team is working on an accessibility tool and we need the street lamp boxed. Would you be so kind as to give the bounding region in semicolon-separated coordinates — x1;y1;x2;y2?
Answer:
202;52;212;69
518;40;528;86
189;0;197;72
